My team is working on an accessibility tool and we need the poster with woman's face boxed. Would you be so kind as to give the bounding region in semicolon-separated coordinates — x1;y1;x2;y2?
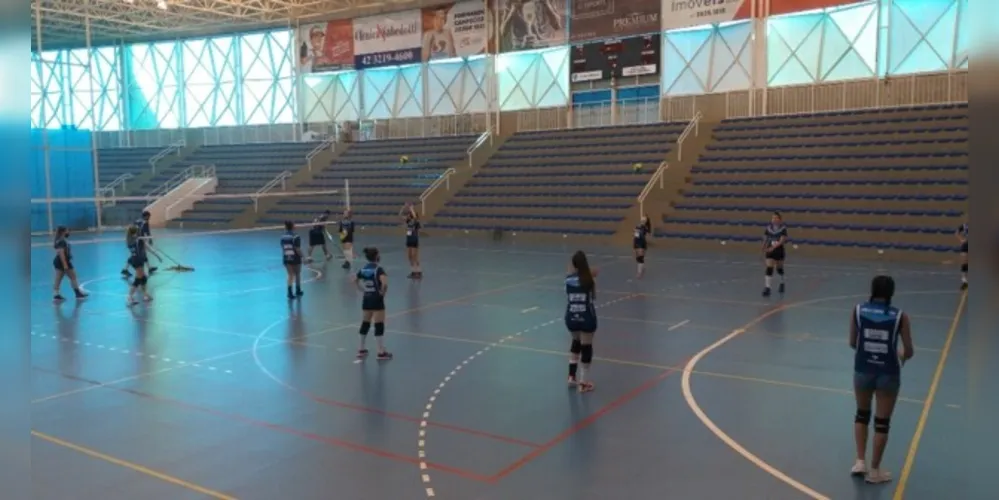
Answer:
497;0;566;52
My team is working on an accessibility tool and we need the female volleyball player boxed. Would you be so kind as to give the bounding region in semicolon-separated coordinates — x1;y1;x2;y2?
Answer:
762;211;788;297
52;226;87;302
353;247;392;360
849;275;913;484
565;250;599;393
339;209;355;270
401;203;422;279
125;224;152;306
306;210;332;263
281;221;304;299
121;211;157;278
633;215;652;278
956;221;968;290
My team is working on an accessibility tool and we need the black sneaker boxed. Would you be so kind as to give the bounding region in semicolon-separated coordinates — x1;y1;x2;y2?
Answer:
148;267;158;275
53;294;65;302
341;261;350;269
762;287;771;297
74;289;89;299
778;283;785;294
295;289;304;297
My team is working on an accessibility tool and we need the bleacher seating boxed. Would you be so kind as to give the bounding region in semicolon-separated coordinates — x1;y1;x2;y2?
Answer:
661;104;968;253
96;147;165;186
162;141;321;224
259;135;477;229
430;123;686;236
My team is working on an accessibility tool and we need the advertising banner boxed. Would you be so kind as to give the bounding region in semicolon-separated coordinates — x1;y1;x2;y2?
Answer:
353;10;423;70
661;0;752;31
570;0;661;43
497;0;568;52
421;1;492;62
296;19;354;74
770;0;857;16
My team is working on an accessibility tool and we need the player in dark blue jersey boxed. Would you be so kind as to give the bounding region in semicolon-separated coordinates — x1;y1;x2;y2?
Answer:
339;209;356;270
52;226;87;302
633;216;652;278
401;203;422;279
281;221;304;299
848;275;913;484
955;221;968;290
565;250;599;393
762;212;788;297
306;210;333;263
125;224;153;306
121;211;157;278
353;247;392;360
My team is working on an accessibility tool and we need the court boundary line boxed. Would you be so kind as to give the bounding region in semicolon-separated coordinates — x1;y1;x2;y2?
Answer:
892;290;967;499
32;430;237;500
681;289;961;500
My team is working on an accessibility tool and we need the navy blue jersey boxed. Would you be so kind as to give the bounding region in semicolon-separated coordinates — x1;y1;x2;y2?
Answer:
310;213;329;235
853;301;904;375
564;273;595;321
280;231;302;263
634;223;649;244
127;233;146;259
356;262;386;297
135;218;151;238
339;219;355;240
764;223;788;248
54;236;71;260
957;223;968;239
405;218;421;240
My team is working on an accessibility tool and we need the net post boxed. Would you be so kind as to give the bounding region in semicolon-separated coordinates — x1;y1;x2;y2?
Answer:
85;8;102;231
344;178;351;211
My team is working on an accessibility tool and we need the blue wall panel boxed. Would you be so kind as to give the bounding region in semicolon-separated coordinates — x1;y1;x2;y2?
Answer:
31;129;97;232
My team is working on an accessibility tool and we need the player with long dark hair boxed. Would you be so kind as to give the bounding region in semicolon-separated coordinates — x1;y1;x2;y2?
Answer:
306;210;332;263
281;221;304;299
762;211;788;297
956;221;968;290
849;275;913;484
401;203;422;279
633;215;652;278
339;209;355;270
52;226;87;302
353;247;392;360
565;250;599;393
125;224;152;306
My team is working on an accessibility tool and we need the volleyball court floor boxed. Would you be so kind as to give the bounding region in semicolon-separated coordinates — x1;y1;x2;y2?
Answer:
29;230;970;500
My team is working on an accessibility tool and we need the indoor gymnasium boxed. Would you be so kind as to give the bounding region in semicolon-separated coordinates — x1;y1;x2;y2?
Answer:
30;0;982;499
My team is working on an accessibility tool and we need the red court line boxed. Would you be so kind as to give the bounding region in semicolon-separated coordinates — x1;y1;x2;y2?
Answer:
32;366;492;483
489;362;686;482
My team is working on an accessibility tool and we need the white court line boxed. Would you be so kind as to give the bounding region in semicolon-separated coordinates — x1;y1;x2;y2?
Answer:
680;289;960;500
30;331;234;374
520;306;539;313
667;319;690;331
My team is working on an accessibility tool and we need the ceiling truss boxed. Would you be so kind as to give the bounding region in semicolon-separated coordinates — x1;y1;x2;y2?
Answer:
32;0;443;51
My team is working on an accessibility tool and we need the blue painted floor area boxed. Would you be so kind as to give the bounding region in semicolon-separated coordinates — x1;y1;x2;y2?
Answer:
30;230;982;499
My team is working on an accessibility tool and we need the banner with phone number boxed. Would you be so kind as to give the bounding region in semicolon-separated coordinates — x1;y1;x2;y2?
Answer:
353;10;424;70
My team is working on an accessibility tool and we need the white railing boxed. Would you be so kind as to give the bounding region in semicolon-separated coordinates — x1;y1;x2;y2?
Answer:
306;137;336;171
94;128;186;149
637;161;669;218
676;111;703;162
97;173;135;206
148;139;186;174
350;113;489;141
253;170;293;212
466;130;493;167
418;168;457;216
201;123;299;146
147;164;216;200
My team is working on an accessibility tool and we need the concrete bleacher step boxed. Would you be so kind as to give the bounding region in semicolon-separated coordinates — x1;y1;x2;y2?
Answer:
659;222;957;248
679;194;966;210
691;167;968;182
685;182;965;196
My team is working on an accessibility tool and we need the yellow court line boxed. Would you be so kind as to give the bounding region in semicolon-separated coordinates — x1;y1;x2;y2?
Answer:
893;290;968;499
31;431;237;500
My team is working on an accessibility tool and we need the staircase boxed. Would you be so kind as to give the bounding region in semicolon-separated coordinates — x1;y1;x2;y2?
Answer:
99;139;200;227
409;131;504;227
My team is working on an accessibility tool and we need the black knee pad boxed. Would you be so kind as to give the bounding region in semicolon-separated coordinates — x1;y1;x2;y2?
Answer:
580;344;593;364
777;267;784;276
636;255;645;264
134;276;147;286
961;263;968;273
874;417;890;434
765;266;774;276
374;323;385;337
855;409;871;425
132;277;141;287
359;321;371;336
570;339;582;354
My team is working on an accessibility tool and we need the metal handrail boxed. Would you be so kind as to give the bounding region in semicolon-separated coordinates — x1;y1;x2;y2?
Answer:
465;130;492;167
418;168;457;216
637;161;668;218
253;170;293;212
147;164;215;200
148;139;186;174
97;173;135;206
306;137;336;171
676;111;703;162
162;165;216;219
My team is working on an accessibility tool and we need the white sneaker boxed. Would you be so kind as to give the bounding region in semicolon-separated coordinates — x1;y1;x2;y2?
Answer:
865;469;892;484
850;460;866;476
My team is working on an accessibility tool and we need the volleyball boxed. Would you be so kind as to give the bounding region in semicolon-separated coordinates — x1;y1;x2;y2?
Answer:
400;155;409;164
632;162;643;173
